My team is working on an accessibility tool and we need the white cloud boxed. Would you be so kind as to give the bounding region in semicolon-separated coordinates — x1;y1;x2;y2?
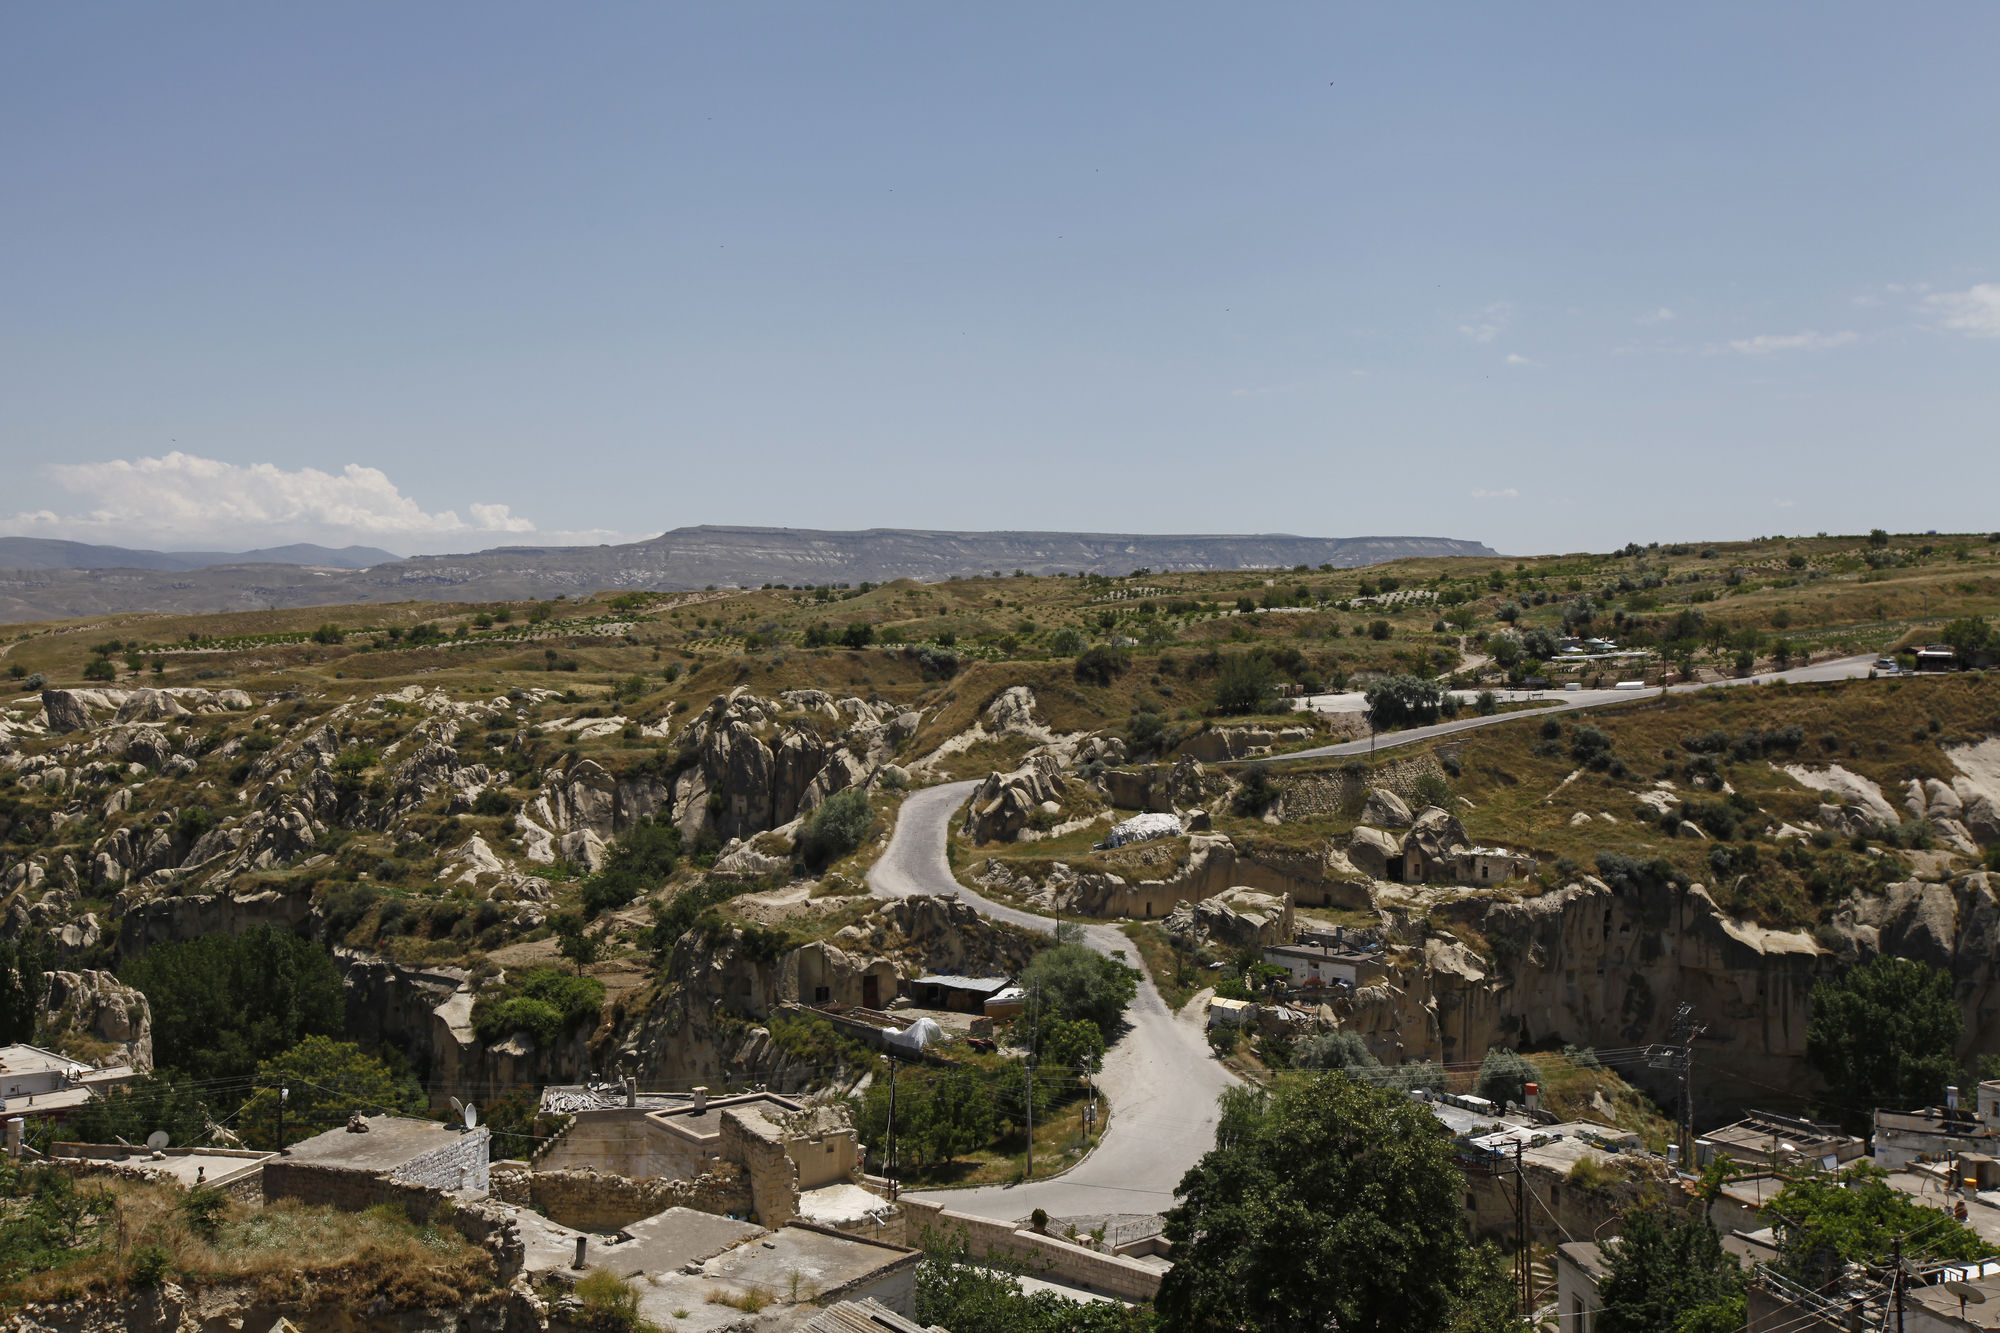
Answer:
1471;487;1519;500
1774;498;1797;509
1504;353;1541;367
1640;307;1675;324
0;452;632;555
1724;330;1859;355
1926;284;2000;338
1458;302;1511;344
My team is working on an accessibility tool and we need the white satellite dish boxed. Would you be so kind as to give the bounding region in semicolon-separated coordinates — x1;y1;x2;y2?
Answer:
145;1131;170;1151
449;1096;464;1115
463;1104;478;1130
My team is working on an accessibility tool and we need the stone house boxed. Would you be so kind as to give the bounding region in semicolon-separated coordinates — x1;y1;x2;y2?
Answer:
263;1114;491;1210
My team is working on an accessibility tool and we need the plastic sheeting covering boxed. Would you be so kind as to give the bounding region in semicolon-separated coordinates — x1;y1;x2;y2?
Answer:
884;1017;944;1054
1102;811;1182;848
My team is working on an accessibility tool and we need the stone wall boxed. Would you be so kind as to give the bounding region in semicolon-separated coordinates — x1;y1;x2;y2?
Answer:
897;1198;1165;1302
523;1164;752;1232
1276;751;1448;821
535;1108;708;1179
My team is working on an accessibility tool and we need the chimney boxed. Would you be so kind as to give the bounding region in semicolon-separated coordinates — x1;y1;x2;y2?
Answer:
1524;1083;1540;1114
572;1236;588;1269
5;1117;21;1160
624;1077;636;1108
1947;1086;1961;1112
692;1086;709;1114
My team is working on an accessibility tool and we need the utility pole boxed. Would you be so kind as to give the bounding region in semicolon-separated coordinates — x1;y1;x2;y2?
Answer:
1514;1138;1530;1317
1653;1003;1706;1167
1894;1235;1906;1333
277;1085;288;1153
885;1059;898;1189
1024;1059;1034;1180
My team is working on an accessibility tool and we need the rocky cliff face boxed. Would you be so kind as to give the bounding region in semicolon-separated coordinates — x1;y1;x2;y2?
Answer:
1326;870;2000;1117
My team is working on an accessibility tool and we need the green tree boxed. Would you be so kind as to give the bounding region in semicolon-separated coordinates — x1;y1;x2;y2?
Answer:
237;1036;423;1149
1019;943;1139;1045
1364;674;1445;730
1595;1206;1745;1333
1805;956;1962;1129
1158;1078;1510;1332
921;1067;999;1164
121;925;346;1095
1769;1163;1993;1289
1213;653;1278;715
1475;1048;1543;1107
1036;1016;1105;1075
0;935;48;1046
840;622;875;648
579;817;681;917
799;787;875;870
1940;615;1992;660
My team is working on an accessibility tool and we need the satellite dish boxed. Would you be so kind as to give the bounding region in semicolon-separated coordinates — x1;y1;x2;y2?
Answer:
449;1097;464;1115
463;1105;478;1130
1947;1282;1988;1305
145;1131;170;1151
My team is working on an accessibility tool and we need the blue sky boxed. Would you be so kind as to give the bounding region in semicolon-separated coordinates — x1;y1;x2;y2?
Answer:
3;4;1996;556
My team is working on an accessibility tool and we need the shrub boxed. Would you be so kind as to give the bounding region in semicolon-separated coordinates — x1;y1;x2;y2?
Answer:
1476;1048;1542;1107
474;967;605;1046
1048;627;1087;654
578;818;681;917
82;657;116;682
799;788;874;870
576;1268;642;1332
472;789;514;817
23;672;45;690
1232;763;1280;816
310;623;345;645
128;1245;171;1287
1569;725;1614;767
1411;771;1453;810
1073;643;1130;687
840;622;875;649
1474;690;1497;716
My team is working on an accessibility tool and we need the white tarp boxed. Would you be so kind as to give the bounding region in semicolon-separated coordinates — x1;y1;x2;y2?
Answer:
1101;812;1182;849
883;1017;944;1054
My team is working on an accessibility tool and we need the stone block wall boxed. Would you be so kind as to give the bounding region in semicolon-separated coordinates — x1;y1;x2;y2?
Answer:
897;1199;1164;1302
389;1126;492;1193
528;1165;753;1232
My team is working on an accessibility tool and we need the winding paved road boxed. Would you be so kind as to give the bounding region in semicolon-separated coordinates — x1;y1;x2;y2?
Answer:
868;780;1238;1222
863;652;1884;1222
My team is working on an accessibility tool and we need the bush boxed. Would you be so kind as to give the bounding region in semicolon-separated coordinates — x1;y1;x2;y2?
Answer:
1048;627;1087;654
310;623;345;645
577;817;681;917
840;622;875;649
23;672;45;690
1232;763;1280;816
82;657;116;682
1073;644;1130;687
474;967;605;1045
799;788;875;870
575;1268;642;1332
128;1245;172;1287
1476;1048;1542;1108
1474;690;1497;716
472;789;514;817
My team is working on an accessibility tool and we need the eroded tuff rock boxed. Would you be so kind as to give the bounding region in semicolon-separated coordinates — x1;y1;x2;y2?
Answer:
1165;887;1296;949
40;969;153;1070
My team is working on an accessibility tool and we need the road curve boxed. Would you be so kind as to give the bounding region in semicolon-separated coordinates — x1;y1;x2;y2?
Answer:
860;653;1881;1221
867;781;1238;1222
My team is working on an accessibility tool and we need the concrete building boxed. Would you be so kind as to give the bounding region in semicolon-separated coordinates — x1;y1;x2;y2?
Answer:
906;974;1011;1013
1699;1111;1865;1172
0;1043;138;1117
50;1143;273;1199
1874;1105;2000;1170
1261;942;1389;991
263;1114;491;1209
1555;1240;1610;1333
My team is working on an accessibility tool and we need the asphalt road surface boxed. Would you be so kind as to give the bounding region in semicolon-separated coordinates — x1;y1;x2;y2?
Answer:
868;780;1237;1223
861;651;1882;1222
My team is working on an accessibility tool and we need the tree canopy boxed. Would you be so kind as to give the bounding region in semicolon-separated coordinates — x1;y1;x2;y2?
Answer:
1804;955;1962;1129
1770;1163;1993;1289
1595;1207;1745;1333
1157;1077;1520;1333
1018;942;1138;1045
1364;674;1445;730
799;787;875;870
122;924;347;1095
236;1036;424;1150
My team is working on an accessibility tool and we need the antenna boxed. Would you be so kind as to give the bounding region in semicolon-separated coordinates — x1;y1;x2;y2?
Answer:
145;1131;170;1151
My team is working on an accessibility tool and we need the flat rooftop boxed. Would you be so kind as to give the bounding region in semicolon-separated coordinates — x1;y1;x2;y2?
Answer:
52;1144;271;1189
601;1207;764;1277
281;1115;470;1173
702;1222;913;1295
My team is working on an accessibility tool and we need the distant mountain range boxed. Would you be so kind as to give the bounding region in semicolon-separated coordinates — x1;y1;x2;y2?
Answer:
0;526;1499;624
0;537;400;572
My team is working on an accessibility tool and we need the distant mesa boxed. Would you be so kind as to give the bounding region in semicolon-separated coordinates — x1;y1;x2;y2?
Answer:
0;537;400;573
0;525;1497;624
